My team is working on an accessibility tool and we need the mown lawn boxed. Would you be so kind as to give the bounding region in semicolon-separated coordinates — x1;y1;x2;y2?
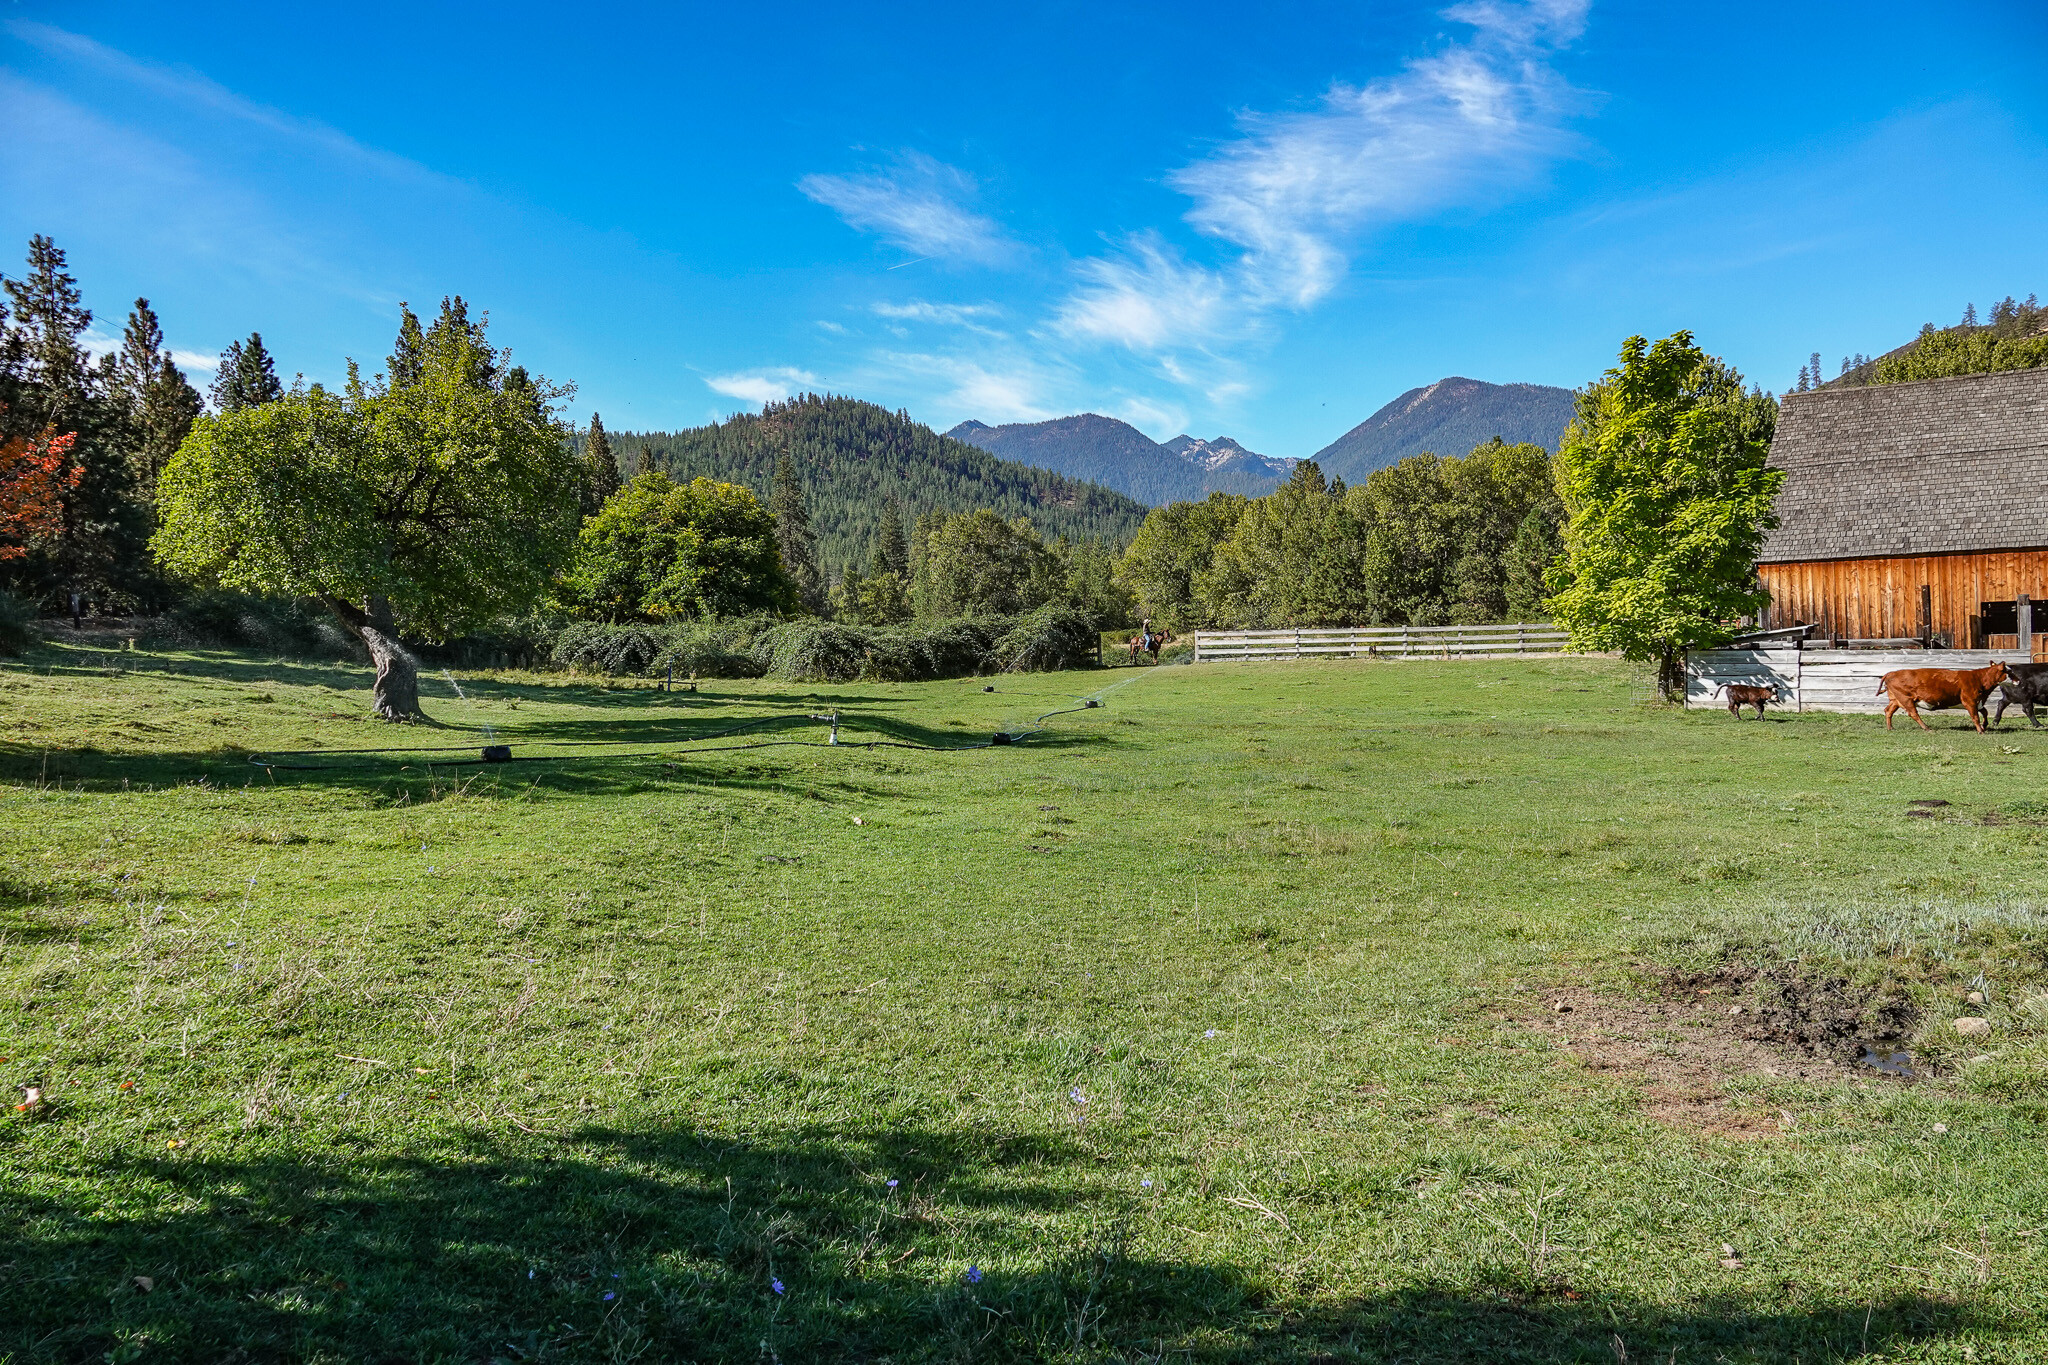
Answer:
5;639;2048;1363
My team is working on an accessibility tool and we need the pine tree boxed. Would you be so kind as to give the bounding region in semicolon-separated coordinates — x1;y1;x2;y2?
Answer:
1808;352;1822;388
770;451;823;613
113;300;204;495
387;304;426;389
211;332;283;411
1962;302;1978;327
874;495;909;577
0;235;150;604
582;412;621;514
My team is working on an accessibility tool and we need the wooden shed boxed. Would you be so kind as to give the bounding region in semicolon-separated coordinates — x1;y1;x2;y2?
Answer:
1756;366;2048;656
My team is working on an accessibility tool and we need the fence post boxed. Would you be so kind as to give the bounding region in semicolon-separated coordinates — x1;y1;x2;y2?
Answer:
2022;593;2034;661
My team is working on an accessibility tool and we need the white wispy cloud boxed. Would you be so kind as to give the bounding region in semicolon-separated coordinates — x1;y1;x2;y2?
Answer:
870;300;1006;337
704;367;823;406
1063;0;1589;352
799;153;1015;263
1055;234;1234;351
6;20;445;188
872;351;1057;424
171;349;219;372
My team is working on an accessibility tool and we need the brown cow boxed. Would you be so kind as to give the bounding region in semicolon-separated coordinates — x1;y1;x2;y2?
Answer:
1716;682;1780;718
1876;662;2011;733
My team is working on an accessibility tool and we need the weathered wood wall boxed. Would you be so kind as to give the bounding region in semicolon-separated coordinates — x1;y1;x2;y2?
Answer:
1687;648;2028;714
1758;549;2048;653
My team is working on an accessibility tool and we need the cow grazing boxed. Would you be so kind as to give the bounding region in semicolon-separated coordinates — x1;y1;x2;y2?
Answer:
1875;662;2011;733
1993;661;2048;727
1715;682;1781;718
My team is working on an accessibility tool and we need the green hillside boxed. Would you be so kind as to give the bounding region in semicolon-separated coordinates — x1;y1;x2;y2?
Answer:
615;397;1149;579
1824;293;2048;389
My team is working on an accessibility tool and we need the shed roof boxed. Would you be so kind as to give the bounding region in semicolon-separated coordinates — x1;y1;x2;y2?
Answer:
1759;366;2048;563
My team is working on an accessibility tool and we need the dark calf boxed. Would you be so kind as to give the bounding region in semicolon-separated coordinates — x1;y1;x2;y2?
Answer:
1715;682;1781;718
1993;661;2048;727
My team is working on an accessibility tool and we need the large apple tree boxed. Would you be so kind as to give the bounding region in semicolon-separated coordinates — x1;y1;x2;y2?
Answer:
1547;331;1783;699
153;300;581;719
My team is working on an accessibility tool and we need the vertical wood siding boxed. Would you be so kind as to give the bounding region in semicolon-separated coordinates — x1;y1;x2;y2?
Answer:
1759;550;2048;653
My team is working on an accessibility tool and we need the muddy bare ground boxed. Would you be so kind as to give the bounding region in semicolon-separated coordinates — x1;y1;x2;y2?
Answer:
1487;964;1922;1139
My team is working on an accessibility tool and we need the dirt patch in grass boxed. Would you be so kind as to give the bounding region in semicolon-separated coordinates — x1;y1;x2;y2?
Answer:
1493;965;1921;1139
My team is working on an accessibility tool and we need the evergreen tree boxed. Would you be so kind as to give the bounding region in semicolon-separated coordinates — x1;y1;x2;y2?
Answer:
1962;302;1979;327
387;304;426;389
211;332;283;411
115;300;203;494
770;451;823;612
582;412;621;515
0;235;150;606
874;495;909;577
1808;352;1822;388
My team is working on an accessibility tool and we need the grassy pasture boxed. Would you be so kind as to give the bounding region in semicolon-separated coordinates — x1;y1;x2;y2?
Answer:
6;641;2048;1363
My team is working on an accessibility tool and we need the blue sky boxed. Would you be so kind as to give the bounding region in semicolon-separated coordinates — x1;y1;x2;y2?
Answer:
3;2;2044;458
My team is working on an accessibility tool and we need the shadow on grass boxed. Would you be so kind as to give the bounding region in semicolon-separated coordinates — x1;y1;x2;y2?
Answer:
3;1119;2002;1364
0;702;1108;796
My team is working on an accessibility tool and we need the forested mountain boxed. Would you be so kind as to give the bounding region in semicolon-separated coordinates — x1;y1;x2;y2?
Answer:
945;414;1288;503
1311;377;1576;483
621;397;1149;581
1813;293;2047;390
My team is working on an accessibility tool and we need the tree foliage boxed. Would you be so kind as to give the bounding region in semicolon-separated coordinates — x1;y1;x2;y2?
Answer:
581;412;621;515
1547;331;1781;695
0;425;79;560
154;297;580;717
0;235;153;606
557;471;795;622
909;509;1065;619
1113;440;1560;631
770;452;825;612
210;332;284;412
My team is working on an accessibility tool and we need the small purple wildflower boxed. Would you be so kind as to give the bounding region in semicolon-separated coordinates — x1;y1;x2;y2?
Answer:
1203;1029;1217;1039
1141;1178;1153;1188
528;1269;535;1279
886;1179;898;1189
603;1291;615;1301
772;1278;785;1295
1070;1088;1086;1105
965;1265;983;1285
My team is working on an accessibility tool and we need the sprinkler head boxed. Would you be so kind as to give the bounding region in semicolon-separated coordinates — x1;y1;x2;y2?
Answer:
1083;699;1100;709
481;745;512;763
990;732;1014;745
983;685;995;692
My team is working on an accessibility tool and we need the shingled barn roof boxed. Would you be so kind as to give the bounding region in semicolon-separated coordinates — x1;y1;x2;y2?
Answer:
1759;366;2048;563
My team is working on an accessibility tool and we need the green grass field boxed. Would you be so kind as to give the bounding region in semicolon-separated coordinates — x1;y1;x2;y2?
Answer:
7;638;2048;1363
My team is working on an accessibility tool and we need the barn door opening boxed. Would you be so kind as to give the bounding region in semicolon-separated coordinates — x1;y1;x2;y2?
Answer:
1978;599;2047;653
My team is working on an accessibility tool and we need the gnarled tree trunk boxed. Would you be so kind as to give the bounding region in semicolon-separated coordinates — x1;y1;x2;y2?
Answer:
320;594;425;721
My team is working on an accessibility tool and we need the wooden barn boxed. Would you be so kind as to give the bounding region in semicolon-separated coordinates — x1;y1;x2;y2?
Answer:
1756;366;2048;657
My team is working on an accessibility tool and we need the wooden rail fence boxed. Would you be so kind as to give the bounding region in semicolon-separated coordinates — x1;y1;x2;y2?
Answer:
1192;623;1570;663
1686;647;2029;714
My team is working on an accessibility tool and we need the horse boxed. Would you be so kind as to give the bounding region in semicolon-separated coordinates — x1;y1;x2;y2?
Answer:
1127;627;1175;663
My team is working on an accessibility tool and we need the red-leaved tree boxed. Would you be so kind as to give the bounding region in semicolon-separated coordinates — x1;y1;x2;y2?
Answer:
0;426;80;561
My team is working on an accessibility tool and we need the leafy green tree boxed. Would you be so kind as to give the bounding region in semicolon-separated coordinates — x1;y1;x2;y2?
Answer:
210;332;283;412
1872;318;2048;384
770;452;824;613
581;412;621;515
1057;536;1132;629
155;299;581;719
910;509;1059;618
1203;462;1369;627
1548;331;1782;698
558;470;794;622
1113;492;1246;630
1357;439;1555;624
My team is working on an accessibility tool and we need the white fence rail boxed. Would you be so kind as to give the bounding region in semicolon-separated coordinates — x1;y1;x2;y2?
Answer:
1193;623;1570;663
1687;648;2028;714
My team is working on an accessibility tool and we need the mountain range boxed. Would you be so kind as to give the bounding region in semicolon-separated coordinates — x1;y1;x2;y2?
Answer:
947;378;1576;506
945;415;1293;504
1309;377;1578;484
